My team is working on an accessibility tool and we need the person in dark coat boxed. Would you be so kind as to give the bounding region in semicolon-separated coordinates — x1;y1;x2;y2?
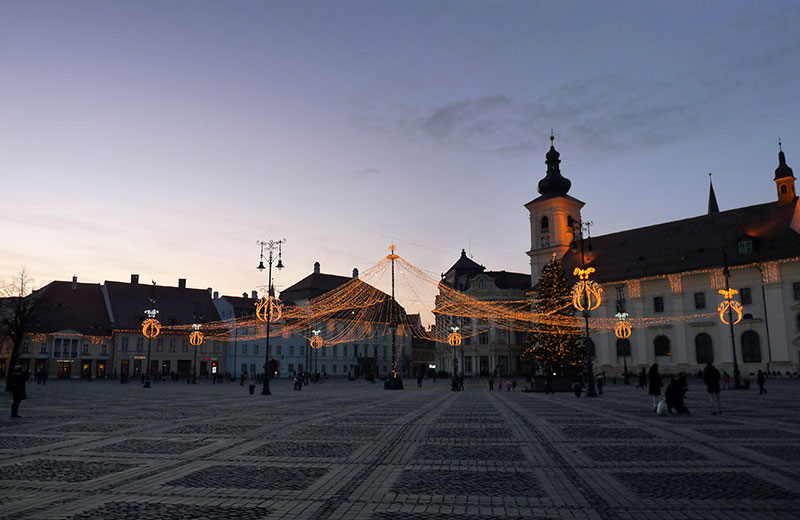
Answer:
9;365;26;418
648;363;662;412
665;377;689;414
703;362;722;414
637;367;647;389
757;370;767;394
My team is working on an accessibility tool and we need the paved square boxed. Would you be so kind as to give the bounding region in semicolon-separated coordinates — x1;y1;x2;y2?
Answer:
2;377;800;519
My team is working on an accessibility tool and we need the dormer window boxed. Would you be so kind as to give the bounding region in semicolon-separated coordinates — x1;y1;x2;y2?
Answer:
738;239;753;255
479;279;487;291
540;216;549;231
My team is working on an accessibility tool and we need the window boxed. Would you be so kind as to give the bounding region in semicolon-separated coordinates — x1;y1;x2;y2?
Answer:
288;363;294;373
738;240;753;255
22;341;29;353
277;345;282;355
321;347;326;357
168;339;176;352
300;345;305;355
332;364;337;373
253;345;258;355
333;345;338;357
101;344;107;356
694;292;706;309
383;346;387;359
322;364;327;373
241;363;247;375
155;338;163;352
373;345;378;357
122;337;129;351
136;338;144;351
654;335;671;357
654;297;664;313
289;346;294;356
249;363;255;375
796;313;800;331
781;185;788;194
695;333;714;364
794;282;800;300
81;343;89;355
181;339;188;353
741;331;762;362
541;216;549;231
616;338;631;358
479;279;487;291
242;344;248;355
739;287;752;305
479;332;489;344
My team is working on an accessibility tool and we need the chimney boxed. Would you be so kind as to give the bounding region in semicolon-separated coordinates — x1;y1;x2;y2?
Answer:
314;262;321;274
72;275;78;290
207;287;212;295
131;274;139;284
251;290;258;299
242;292;247;298
352;268;359;279
178;278;186;289
213;291;218;299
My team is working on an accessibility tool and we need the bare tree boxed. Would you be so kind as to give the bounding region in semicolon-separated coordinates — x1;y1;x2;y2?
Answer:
1;268;40;390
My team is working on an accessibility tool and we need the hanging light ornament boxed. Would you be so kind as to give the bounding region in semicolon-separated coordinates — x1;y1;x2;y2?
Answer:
310;329;323;349
447;326;462;347
572;267;603;311
142;309;161;339
718;288;743;325
613;312;632;339
255;296;283;323
189;323;204;346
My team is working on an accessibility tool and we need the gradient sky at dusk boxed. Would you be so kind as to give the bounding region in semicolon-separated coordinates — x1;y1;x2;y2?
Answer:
2;1;799;304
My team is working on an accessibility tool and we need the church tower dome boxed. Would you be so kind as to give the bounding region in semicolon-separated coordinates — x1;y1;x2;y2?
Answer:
775;140;796;204
537;134;572;196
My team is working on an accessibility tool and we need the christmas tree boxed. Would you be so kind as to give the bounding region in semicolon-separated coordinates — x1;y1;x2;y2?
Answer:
523;255;584;376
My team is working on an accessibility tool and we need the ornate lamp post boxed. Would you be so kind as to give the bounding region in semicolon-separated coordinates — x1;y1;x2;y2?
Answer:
189;324;204;384
448;325;462;390
255;239;285;396
614;312;632;385
141;309;160;388
384;245;404;390
571;220;602;397
719;256;743;389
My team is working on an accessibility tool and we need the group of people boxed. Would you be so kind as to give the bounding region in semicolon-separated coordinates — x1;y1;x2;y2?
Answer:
487;377;516;392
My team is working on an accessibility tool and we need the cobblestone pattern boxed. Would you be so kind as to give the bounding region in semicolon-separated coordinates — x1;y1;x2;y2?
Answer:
613;471;800;500
166;464;328;490
70;502;271;520
0;459;134;482
1;377;800;519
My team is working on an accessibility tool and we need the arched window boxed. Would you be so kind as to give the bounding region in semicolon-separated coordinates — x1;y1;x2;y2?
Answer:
781;185;788;194
616;338;631;357
741;331;762;363
654;335;671;357
695;333;714;364
541;216;549;231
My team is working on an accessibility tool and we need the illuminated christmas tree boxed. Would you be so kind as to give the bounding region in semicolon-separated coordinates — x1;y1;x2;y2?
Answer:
524;256;584;376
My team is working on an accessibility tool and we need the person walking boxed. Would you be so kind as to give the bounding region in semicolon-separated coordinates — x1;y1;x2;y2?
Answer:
722;371;731;390
9;365;26;418
488;376;495;391
757;370;767;394
703;362;722;414
637;367;647;389
648;363;663;412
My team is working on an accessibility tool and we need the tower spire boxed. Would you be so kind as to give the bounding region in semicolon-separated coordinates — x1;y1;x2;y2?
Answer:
537;132;572;196
708;172;719;214
774;141;796;204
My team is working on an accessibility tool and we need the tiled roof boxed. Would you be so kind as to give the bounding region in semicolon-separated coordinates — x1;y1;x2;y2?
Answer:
483;271;531;290
561;199;800;284
28;282;112;336
104;281;220;330
279;272;351;304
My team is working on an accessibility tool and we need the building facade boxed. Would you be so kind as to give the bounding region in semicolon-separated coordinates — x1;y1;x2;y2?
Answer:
526;137;800;376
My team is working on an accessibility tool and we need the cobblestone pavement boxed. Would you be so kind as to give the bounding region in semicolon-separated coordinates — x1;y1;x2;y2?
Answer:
1;376;800;519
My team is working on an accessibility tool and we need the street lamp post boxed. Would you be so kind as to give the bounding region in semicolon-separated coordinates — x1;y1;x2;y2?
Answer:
189;324;204;384
448;326;462;391
141;308;160;388
720;253;744;389
615;287;631;385
571;219;601;398
255;239;285;396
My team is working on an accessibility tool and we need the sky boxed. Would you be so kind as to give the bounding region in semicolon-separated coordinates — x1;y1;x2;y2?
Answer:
1;0;799;308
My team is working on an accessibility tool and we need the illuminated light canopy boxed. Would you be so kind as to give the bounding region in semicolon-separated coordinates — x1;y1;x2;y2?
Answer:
310;329;323;349
255;296;283;323
572;267;603;312
142;309;161;339
447;326;462;347
189;323;204;346
718;288;743;325
613;312;632;339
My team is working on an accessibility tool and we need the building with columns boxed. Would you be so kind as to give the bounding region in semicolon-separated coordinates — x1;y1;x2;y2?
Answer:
526;137;800;376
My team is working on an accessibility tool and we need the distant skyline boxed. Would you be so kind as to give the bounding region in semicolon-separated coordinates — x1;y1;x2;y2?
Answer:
2;1;798;302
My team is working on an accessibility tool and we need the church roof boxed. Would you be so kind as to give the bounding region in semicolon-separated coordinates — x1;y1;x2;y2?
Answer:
561;200;800;284
445;249;485;273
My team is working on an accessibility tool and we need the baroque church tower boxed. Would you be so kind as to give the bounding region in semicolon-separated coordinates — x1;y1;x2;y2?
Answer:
525;134;584;284
775;140;796;205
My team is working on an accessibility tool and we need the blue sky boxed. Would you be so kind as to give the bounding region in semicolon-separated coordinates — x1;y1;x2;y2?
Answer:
1;0;798;302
